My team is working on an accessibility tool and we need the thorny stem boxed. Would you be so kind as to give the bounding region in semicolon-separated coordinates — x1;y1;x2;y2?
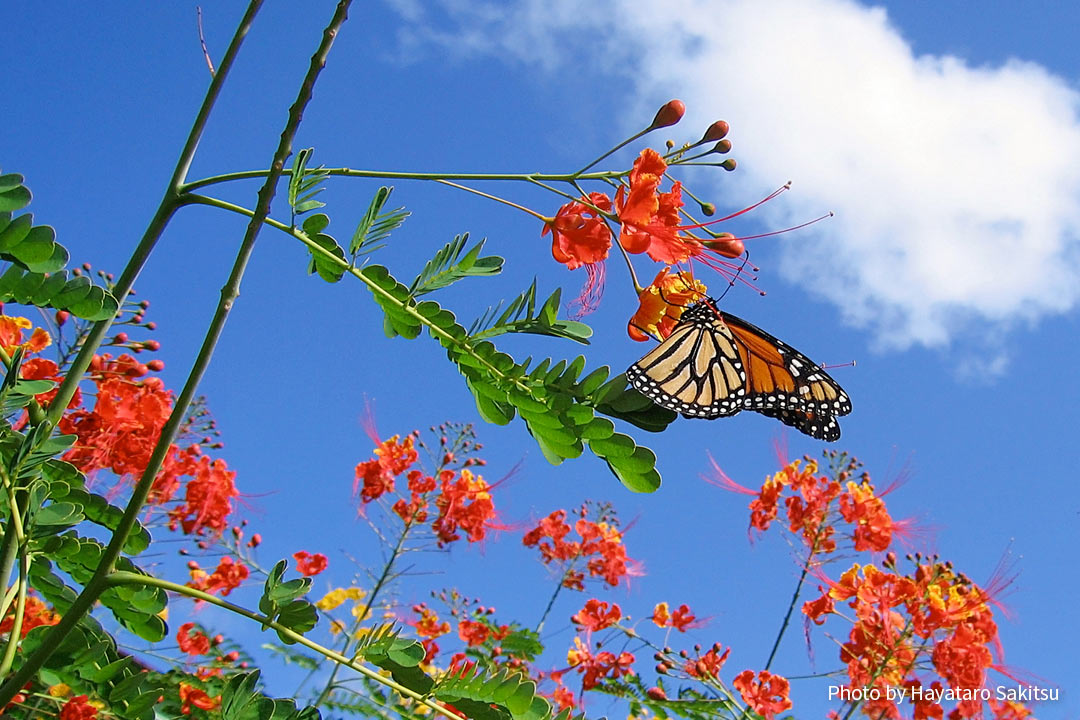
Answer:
0;0;355;703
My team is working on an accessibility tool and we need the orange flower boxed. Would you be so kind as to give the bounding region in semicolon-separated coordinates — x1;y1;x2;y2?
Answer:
457;619;490;647
177;622;211;656
627;268;707;341
187;556;249;597
544;192;613;269
59;695;97;720
0;594;59;637
571;599;621;633
293;551;329;576
685;644;730;679
178;683;219;715
650;602;671;628
353;434;418;503
733;670;792;719
615;150;700;264
411;603;450;639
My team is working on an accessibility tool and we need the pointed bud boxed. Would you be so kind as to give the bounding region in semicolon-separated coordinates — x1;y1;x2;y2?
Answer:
701;120;729;142
703;235;745;258
649;99;686;130
646;687;668;701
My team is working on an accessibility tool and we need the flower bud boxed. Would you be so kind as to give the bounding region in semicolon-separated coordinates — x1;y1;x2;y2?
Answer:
655;662;668;674
55;310;69;326
721;158;737;171
147;359;165;372
646;687;668;701
701;202;715;216
703;235;745;258
212;634;224;645
713;139;732;154
113;332;129;344
249;534;262;547
649;99;686;130
701;120;729;142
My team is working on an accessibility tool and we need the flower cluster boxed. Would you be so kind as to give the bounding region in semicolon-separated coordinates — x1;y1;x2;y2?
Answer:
522;503;639;589
0;593;60;638
565;635;635;691
804;557;1014;719
186;556;249;597
714;454;898;555
353;427;498;547
541;101;749;322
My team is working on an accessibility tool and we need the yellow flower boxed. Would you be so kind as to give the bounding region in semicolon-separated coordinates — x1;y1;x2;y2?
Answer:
48;684;71;697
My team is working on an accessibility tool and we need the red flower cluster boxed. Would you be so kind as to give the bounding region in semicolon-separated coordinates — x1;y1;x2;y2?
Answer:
733;670;793;720
187;556;249;597
571;599;621;634
177;622;211;656
355;433;499;547
457;617;509;648
714;456;897;555
522;507;639;589
565;636;635;690
804;560;1015;719
178;682;219;715
59;695;97;720
650;601;701;632
0;593;60;638
293;551;328;576
684;643;731;679
409;602;451;662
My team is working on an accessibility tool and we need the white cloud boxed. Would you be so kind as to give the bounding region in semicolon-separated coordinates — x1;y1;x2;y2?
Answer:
388;0;1080;355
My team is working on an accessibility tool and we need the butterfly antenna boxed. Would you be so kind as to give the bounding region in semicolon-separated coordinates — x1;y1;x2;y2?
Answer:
715;249;752;303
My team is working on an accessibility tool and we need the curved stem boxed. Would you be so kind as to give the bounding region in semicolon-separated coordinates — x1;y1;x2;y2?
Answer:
105;572;464;720
763;553;814;671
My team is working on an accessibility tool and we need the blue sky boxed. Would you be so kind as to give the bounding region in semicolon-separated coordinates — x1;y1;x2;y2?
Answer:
4;1;1079;717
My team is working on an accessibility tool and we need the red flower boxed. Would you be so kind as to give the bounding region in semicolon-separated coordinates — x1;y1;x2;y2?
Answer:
545;193;613;269
178;683;219;715
293;551;329;577
187;556;249;597
167;455;239;536
571;599;621;633
733;670;793;719
353;434;419;503
627;268;707;342
457;619;490;647
0;594;59;638
59;695;97;720
177;622;211;656
685;644;731;679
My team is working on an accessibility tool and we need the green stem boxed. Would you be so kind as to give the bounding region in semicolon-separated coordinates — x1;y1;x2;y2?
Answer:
181;192;542;400
105;572;464;720
535;561;578;633
181;168;624;194
0;545;29;676
764;544;818;671
312;515;416;707
0;1;269;705
42;2;263;429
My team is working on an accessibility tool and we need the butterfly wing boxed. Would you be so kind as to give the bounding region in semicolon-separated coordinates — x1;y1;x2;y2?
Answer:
720;311;852;418
626;302;747;418
627;300;852;440
754;406;842;442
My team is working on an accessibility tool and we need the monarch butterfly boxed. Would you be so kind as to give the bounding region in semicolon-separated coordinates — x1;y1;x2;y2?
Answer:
626;300;851;440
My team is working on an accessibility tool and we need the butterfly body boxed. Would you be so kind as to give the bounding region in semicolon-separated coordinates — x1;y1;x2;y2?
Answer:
627;300;851;440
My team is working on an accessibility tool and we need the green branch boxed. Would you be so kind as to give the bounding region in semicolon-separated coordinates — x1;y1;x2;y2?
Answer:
106;572;465;720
